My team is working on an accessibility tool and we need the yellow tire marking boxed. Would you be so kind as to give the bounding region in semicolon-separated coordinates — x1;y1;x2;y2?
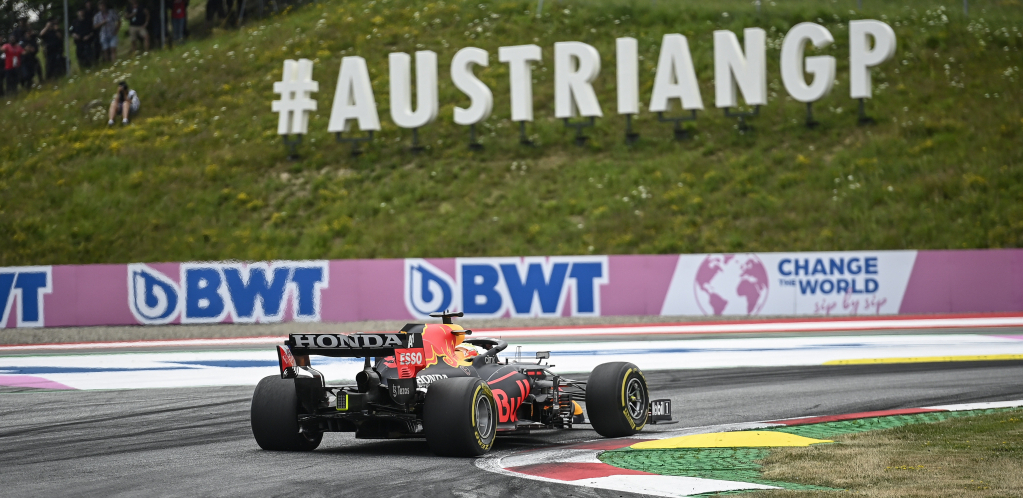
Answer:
632;431;833;449
621;368;633;406
825;354;1023;365
471;384;482;427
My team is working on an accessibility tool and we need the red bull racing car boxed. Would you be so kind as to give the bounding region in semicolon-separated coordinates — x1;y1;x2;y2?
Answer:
251;312;670;457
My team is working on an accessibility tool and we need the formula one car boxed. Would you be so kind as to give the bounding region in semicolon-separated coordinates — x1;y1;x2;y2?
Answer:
251;312;668;456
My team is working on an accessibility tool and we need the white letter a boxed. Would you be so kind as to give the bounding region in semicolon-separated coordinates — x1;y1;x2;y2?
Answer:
327;56;381;132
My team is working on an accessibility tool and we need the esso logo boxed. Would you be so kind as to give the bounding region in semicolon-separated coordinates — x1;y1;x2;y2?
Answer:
398;351;423;365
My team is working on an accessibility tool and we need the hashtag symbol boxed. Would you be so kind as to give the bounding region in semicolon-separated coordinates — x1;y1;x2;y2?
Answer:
272;59;319;135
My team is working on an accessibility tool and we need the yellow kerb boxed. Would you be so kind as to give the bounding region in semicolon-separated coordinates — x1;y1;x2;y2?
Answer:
631;431;833;449
824;354;1023;365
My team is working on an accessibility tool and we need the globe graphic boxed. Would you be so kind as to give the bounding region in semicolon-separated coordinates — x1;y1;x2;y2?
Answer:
693;254;770;315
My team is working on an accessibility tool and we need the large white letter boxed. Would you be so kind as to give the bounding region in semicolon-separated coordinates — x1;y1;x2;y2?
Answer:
498;45;542;122
451;47;493;126
780;23;836;103
271;59;318;135
554;42;603;119
714;28;767;108
649;34;704;112
849;20;896;99
616;37;639;115
389;51;439;129
327;56;381;132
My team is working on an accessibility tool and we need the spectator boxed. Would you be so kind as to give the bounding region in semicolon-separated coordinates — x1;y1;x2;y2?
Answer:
183;0;191;38
93;0;121;64
84;1;101;60
108;80;140;125
145;0;162;49
40;18;67;80
2;35;24;95
206;0;225;22
171;0;187;42
12;17;28;44
20;29;42;89
70;9;96;68
126;0;150;54
0;51;6;97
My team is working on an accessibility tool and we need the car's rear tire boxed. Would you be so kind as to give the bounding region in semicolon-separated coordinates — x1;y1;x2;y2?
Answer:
250;375;322;451
423;377;497;457
585;362;649;438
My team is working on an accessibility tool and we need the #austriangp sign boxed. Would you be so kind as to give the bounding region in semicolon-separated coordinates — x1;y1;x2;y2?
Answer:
271;21;897;137
1;250;1021;328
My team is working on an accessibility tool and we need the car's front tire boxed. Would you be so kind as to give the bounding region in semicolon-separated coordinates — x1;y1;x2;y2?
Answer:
250;375;322;451
585;362;649;437
423;377;497;457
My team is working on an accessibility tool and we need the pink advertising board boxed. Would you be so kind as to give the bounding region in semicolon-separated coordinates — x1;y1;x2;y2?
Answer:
2;250;1020;328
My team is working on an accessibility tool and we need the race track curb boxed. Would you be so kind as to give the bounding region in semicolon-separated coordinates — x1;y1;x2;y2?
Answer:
475;400;1023;498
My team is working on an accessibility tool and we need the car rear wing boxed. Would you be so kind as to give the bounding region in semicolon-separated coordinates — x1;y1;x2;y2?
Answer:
278;332;426;379
287;332;424;357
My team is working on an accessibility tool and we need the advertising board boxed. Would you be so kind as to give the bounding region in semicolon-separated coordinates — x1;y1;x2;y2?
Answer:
2;250;1020;328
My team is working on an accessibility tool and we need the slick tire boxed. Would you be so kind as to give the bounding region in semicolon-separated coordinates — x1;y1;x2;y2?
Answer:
423;377;497;457
585;362;649;438
250;375;323;451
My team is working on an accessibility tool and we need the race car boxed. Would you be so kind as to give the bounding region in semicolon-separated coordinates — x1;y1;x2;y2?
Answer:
250;311;668;456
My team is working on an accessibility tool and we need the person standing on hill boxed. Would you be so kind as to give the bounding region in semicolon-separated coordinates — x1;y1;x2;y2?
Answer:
171;0;187;42
2;35;24;95
206;0;225;22
108;80;140;126
93;0;121;64
84;1;101;62
20;29;42;89
126;0;151;54
70;8;96;68
40;18;67;80
11;17;28;44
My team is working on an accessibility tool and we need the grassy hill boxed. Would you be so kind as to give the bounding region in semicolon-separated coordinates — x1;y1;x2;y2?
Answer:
1;0;1021;265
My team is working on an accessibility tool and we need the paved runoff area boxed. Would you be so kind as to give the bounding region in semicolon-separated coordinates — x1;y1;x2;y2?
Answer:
2;314;1023;390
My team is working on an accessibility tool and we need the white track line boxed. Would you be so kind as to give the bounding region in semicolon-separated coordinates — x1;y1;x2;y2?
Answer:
3;315;1022;352
487;316;1023;338
0;336;287;351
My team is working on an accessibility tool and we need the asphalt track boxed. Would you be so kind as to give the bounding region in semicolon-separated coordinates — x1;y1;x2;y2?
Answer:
3;360;1023;497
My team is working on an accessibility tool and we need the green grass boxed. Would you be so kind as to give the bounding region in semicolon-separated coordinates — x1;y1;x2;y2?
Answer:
598;408;1022;494
1;0;1021;265
746;408;1023;497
